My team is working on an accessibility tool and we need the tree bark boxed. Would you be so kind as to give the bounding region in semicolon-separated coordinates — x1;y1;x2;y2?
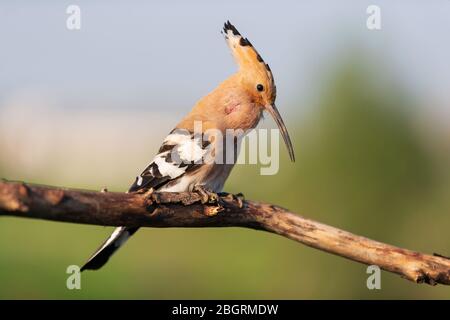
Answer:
0;180;449;285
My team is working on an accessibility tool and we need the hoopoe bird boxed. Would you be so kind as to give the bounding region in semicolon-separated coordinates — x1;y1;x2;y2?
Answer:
81;21;295;271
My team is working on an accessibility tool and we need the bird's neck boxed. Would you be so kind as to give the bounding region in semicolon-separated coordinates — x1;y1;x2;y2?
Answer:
177;74;263;133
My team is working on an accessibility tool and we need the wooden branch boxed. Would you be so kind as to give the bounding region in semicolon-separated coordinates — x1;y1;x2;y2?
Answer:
0;180;449;286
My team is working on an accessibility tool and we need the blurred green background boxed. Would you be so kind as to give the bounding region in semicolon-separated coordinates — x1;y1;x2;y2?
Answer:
1;1;449;299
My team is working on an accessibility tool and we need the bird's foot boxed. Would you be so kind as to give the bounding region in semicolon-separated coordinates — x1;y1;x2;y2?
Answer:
143;187;155;197
193;185;220;205
134;187;154;196
193;186;224;216
218;192;245;208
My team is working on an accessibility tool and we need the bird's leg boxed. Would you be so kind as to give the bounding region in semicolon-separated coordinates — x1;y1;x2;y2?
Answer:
141;187;158;203
143;187;155;197
193;186;225;217
193;185;220;205
217;192;245;208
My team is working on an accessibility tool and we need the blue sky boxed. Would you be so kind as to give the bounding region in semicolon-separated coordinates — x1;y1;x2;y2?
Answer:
1;1;449;119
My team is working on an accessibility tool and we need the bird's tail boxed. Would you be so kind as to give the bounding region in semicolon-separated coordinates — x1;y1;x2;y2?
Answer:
80;226;139;271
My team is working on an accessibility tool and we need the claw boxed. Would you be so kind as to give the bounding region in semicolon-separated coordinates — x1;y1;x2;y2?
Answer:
144;187;154;197
193;186;224;216
235;192;245;208
218;192;245;208
193;185;219;204
193;185;209;204
221;192;234;202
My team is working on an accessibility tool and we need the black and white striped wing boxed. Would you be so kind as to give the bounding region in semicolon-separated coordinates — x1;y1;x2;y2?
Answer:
128;129;209;192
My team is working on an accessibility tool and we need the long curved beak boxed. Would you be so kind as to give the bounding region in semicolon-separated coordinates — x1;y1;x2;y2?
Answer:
266;104;295;162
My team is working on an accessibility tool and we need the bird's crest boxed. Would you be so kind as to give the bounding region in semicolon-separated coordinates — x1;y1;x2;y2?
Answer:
222;21;276;100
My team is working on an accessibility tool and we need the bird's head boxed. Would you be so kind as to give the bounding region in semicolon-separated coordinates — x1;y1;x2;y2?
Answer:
222;21;295;162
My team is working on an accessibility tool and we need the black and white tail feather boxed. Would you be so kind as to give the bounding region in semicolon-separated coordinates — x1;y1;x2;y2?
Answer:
80;129;209;271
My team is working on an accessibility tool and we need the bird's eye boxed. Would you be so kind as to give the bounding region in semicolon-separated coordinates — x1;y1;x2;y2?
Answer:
256;84;264;92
